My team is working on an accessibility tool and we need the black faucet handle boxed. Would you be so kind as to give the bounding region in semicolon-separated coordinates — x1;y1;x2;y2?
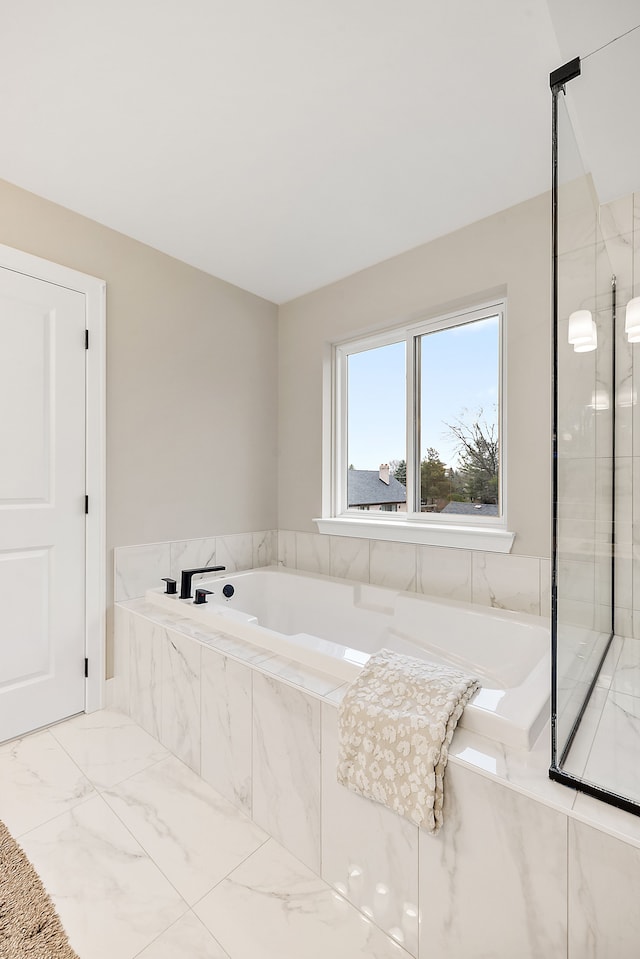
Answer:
162;577;177;595
194;588;213;605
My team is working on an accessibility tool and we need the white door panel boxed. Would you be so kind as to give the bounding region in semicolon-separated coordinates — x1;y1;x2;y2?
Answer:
0;268;86;742
0;549;49;685
0;296;52;501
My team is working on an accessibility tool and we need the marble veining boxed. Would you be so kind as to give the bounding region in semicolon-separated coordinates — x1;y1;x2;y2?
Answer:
449;723;575;813
0;729;94;838
0;707;419;959
19;794;187;959
369;541;416;592
558;556;596;605
471;552;540;616
114;543;171;602
277;529;297;568
216;532;254;573
10;681;640;959
258;652;345;699
110;550;640;957
48;709;169;790
557;457;597;523
201;647;253;814
125;597;276;666
114;532;279;606
330;535;370;583
102;755;268;905
560;686;608;780
161;628;201;772
252;673;321;873
419;762;567;959
194;839;412;959
253;529;277;568
117;597;569;821
568;819;640;958
169;537;217;584
296;530;331;576
610;639;640;695
116;529;554;628
581;690;640;803
129;614;163;739
417;544;471;603
122;599;344;703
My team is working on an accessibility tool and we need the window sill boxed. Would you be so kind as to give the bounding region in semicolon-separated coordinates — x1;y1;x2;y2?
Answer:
314;516;515;553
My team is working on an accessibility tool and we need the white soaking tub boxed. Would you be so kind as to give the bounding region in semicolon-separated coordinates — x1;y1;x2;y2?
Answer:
146;566;550;750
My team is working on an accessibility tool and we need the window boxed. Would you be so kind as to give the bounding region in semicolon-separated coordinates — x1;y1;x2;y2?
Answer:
319;301;514;551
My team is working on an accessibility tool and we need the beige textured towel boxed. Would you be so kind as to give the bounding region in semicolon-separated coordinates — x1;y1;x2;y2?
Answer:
337;648;479;833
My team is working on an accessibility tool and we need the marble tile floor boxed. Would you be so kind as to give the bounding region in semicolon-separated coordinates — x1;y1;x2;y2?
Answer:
0;707;410;959
562;636;640;804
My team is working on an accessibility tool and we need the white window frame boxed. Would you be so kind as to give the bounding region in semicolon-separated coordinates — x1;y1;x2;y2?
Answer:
315;299;515;552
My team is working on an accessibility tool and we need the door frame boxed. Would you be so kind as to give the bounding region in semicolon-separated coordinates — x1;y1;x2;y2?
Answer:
0;243;106;713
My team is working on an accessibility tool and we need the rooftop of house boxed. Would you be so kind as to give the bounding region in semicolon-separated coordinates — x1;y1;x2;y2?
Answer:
440;501;499;516
347;468;407;507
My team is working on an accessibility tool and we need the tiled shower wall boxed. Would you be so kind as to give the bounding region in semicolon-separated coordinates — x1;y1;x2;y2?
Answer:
557;183;640;641
114;529;551;618
600;191;640;639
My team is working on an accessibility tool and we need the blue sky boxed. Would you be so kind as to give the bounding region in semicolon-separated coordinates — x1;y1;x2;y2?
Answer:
347;316;499;471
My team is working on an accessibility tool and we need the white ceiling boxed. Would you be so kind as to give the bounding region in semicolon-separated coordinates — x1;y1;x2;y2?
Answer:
0;2;632;303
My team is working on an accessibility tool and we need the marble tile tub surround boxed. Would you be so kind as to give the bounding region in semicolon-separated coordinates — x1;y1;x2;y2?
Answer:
113;597;640;958
279;528;550;618
114;530;277;602
114;527;550;622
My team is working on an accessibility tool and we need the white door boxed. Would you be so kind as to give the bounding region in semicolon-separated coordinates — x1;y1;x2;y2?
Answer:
0;267;86;742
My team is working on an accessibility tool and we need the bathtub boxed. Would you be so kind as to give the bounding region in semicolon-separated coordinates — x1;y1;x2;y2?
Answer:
146;566;550;750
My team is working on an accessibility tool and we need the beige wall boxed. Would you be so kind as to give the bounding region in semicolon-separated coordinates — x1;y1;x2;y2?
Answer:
0;175;552;679
278;191;552;559
0;177;278;669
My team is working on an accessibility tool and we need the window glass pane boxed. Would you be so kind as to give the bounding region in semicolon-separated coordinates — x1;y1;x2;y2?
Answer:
347;341;406;512
419;316;500;515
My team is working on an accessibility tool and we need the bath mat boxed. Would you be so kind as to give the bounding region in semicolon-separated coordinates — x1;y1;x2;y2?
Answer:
337;648;479;834
0;819;79;958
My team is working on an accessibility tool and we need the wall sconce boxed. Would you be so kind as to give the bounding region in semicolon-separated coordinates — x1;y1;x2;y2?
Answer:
625;296;640;343
568;309;597;352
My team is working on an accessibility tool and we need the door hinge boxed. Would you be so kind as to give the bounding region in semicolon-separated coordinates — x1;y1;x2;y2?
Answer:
85;495;89;514
85;329;89;349
84;657;89;678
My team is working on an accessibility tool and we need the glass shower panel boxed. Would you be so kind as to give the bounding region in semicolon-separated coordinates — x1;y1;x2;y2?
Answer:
551;22;640;814
554;90;614;766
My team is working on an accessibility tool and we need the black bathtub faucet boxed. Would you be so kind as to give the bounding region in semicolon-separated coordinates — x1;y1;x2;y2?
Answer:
180;566;226;600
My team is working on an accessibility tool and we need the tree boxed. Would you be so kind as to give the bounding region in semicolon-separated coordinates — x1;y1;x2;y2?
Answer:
389;459;406;486
420;448;450;508
444;408;498;504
